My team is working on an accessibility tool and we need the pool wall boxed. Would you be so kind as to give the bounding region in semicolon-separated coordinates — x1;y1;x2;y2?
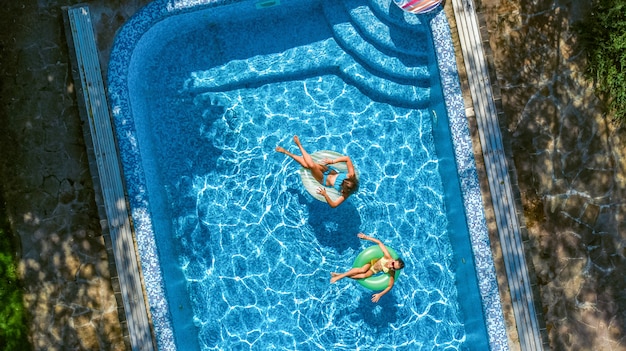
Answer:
430;13;507;347
107;0;508;350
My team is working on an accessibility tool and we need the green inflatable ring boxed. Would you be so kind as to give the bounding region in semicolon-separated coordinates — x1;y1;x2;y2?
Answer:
299;150;353;203
352;245;401;291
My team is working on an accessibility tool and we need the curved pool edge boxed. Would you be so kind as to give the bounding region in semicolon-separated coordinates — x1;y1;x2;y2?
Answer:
108;2;234;350
106;1;508;350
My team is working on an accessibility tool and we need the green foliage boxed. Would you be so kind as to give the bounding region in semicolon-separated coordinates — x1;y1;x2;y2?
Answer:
574;0;626;123
0;198;31;351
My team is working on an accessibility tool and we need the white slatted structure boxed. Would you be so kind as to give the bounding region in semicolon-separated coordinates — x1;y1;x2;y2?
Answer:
449;0;546;350
63;5;155;351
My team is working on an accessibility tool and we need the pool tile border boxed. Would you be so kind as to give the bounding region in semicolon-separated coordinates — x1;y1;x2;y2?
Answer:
107;1;507;350
430;9;508;350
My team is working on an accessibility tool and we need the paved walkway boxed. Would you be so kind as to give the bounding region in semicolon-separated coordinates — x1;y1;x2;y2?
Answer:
0;0;624;350
476;0;626;349
0;1;149;350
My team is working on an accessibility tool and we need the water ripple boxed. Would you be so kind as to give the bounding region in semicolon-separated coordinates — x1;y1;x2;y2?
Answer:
156;75;467;350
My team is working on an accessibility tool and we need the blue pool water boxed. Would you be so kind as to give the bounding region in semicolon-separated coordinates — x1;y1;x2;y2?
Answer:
108;0;507;350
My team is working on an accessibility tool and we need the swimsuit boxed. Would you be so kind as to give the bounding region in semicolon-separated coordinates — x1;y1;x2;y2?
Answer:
321;166;347;192
333;173;347;192
369;257;391;274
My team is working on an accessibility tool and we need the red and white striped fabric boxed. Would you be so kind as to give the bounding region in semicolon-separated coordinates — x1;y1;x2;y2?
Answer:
393;0;443;14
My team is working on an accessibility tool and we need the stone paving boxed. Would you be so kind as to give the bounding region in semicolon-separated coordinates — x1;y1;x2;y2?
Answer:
0;0;624;350
477;0;626;349
0;1;149;350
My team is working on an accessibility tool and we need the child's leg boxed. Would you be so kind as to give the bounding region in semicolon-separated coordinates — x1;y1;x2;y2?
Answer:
330;265;372;283
293;136;325;182
277;136;325;183
349;272;374;280
275;146;306;167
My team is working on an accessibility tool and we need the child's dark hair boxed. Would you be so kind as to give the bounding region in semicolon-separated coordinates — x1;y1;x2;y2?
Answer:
341;175;359;196
395;258;405;270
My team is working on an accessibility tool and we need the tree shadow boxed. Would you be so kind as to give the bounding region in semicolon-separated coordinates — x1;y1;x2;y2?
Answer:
478;0;626;348
0;0;155;350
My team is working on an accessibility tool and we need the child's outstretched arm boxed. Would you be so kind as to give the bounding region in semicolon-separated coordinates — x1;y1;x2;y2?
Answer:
317;187;346;208
357;233;392;259
372;276;395;303
323;155;356;178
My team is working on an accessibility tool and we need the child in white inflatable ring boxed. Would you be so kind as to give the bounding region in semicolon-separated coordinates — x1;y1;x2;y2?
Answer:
276;135;358;208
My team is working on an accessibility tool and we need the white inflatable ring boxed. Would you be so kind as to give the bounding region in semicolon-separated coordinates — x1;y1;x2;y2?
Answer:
299;150;349;203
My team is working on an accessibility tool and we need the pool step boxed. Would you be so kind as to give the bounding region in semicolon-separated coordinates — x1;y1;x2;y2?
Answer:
344;0;431;57
322;0;431;87
183;0;433;108
184;38;430;108
367;0;428;27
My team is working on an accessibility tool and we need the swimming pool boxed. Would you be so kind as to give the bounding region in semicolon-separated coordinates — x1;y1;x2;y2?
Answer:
108;0;508;350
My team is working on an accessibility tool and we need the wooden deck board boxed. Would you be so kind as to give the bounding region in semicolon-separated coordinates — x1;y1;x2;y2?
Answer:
448;0;545;349
63;5;155;351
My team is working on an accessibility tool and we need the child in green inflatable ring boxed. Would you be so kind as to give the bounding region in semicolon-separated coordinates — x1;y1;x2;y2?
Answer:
331;233;405;303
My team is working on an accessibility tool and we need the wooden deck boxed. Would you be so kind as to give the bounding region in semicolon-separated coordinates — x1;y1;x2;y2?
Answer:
63;5;155;351
448;0;547;350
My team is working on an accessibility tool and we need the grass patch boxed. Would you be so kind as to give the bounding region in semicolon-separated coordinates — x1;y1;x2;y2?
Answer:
0;193;31;351
574;0;626;124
